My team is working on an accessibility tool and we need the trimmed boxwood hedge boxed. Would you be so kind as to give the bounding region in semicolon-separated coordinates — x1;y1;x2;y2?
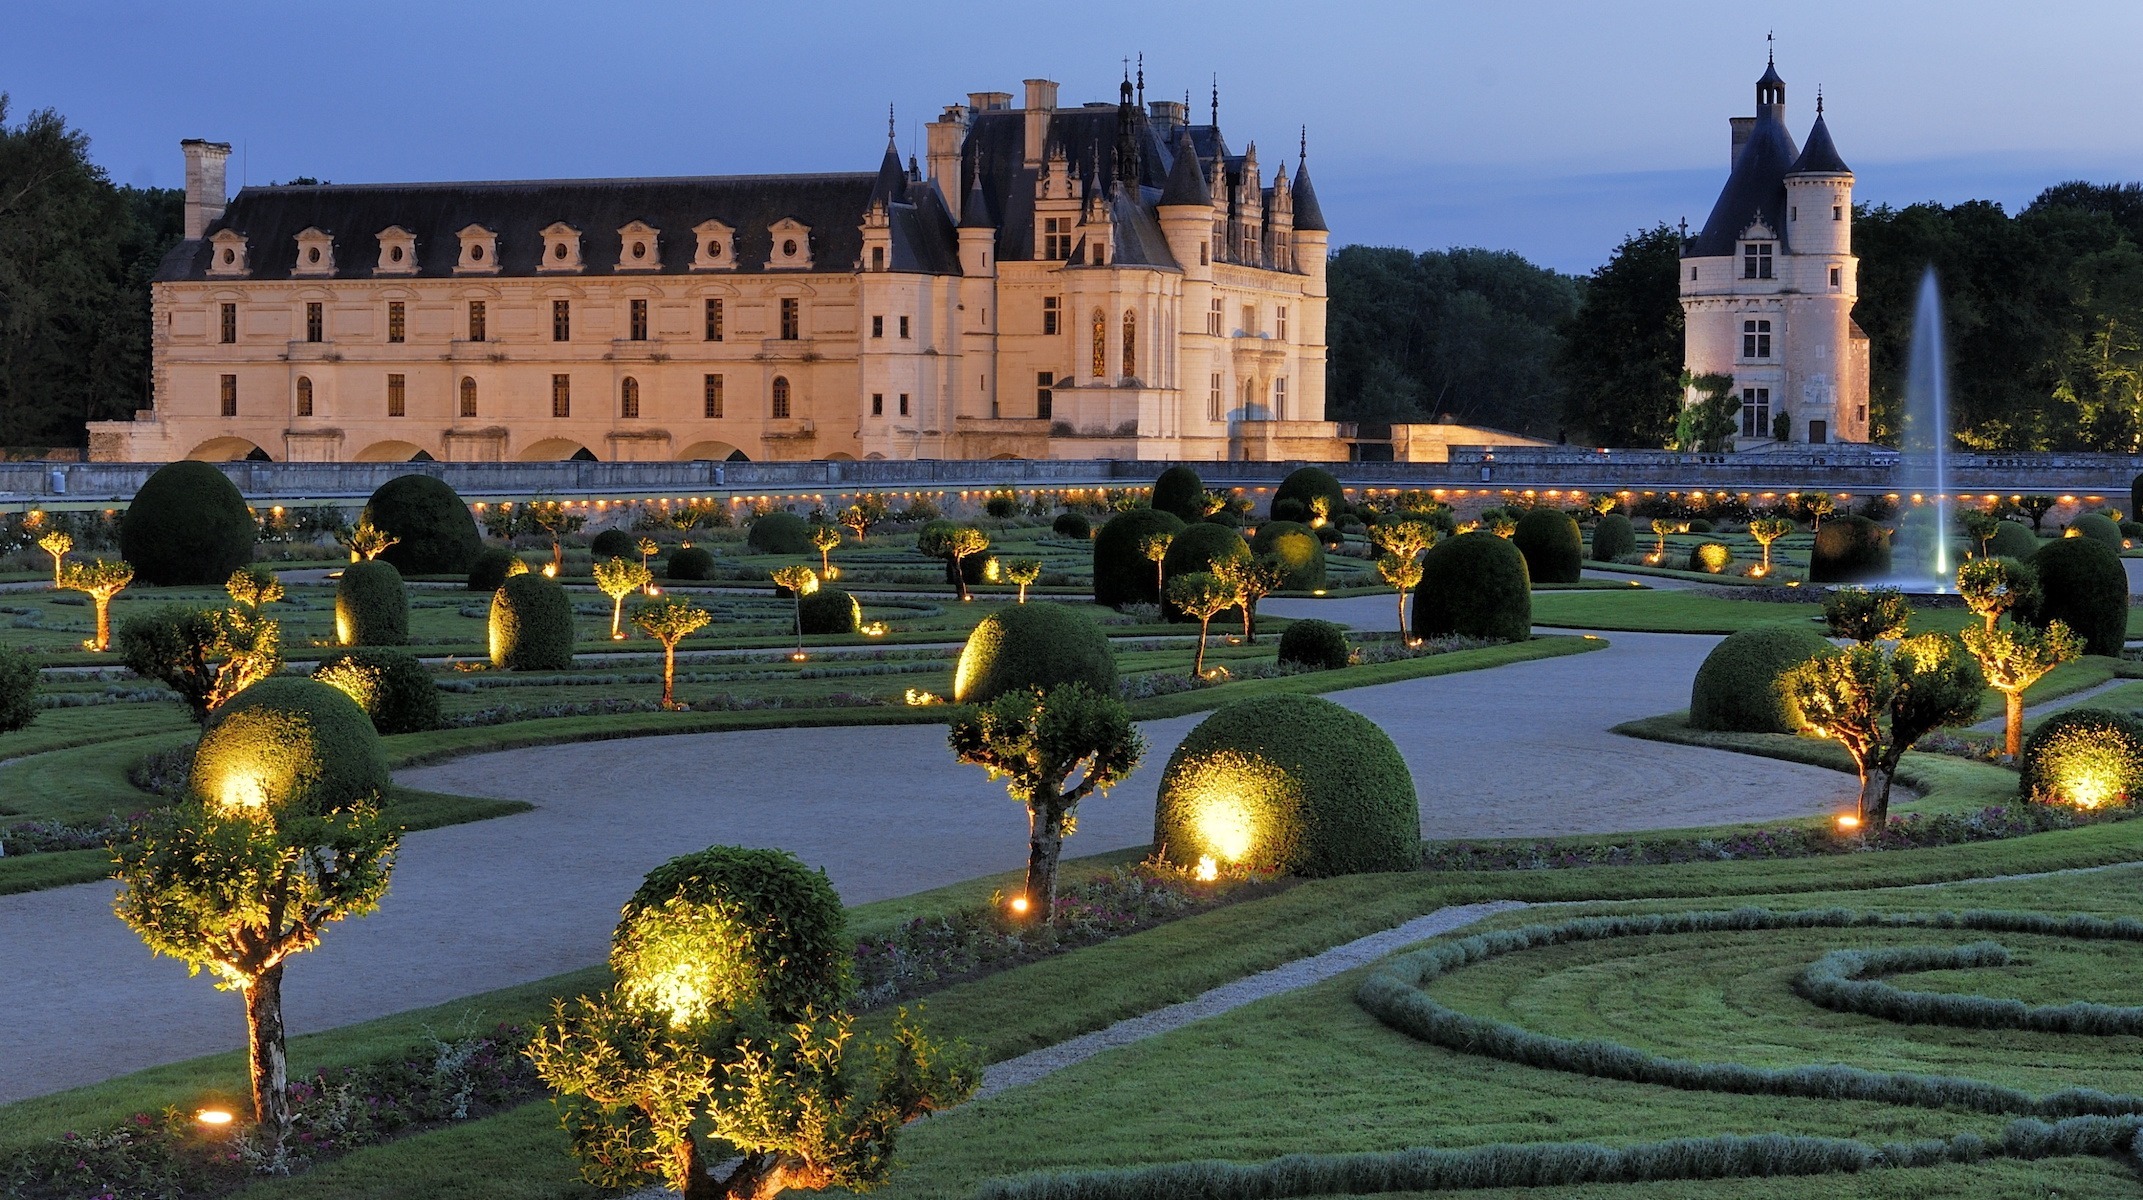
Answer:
2067;512;2124;554
1276;618;1349;670
467;547;522;591
1690;623;1836;732
1051;512;1091;539
1512;508;1583;583
314;647;442;735
335;559;409;646
0;644;37;733
746;511;812;555
1153;694;1419;877
1249;520;1325;590
613;845;848;1024
1808;514;1892;583
364;474;481;576
951;602;1118;704
1160;522;1251;620
1270;466;1346;523
118;460;256;585
1988;520;2041;560
1092;508;1186;607
489;574;575;670
2017;706;2143;805
1590;513;1636;562
2029;535;2128;656
797;587;861;635
666;545;716;581
1150;464;1206;522
191;677;389;814
1412;530;1530;642
589;528;637;559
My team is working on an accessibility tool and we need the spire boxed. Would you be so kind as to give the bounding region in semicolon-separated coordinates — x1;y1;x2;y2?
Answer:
959;168;993;229
1290;152;1327;232
1210;75;1219;126
887;103;896;141
1136;53;1144;109
1159;132;1211;208
1756;38;1786;110
1114;61;1142;187
869;113;907;209
1299;125;1307;164
1789;101;1851;175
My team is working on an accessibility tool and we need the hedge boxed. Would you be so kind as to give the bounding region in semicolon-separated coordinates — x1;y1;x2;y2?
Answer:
746;511;812;555
467;547;523;591
190;677;389;815
364;474;481;575
1512;509;1583;583
1808;514;1891;583
1590;513;1636;562
313;647;442;735
0;644;37;733
2028;535;2128;656
1689;623;1836;733
952;602;1118;704
1412;531;1530;643
335;559;409;646
1052;512;1092;539
2067;512;2124;554
1092;508;1186;608
1150;465;1206;522
1249;521;1325;590
118;460;255;585
1795;941;2143;1035
1271;467;1346;523
2017;707;2143;805
666;545;717;581
1275;619;1349;670
489;574;575;670
797;588;861;635
1160;522;1251;620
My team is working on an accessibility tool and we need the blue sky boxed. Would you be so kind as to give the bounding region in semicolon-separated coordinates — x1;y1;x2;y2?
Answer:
7;0;2140;273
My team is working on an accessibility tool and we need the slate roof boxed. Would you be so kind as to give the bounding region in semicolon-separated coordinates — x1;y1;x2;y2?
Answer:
1789;112;1850;175
1291;162;1327;232
1158;133;1213;207
1688;106;1800;257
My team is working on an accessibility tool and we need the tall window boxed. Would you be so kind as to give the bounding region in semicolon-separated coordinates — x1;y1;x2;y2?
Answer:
870;246;885;270
704;298;724;341
551;373;571;418
1121;311;1137;378
295;376;313;417
386;373;406;417
459;377;477;417
1036;371;1054;420
1273;377;1288;420
621;376;640;418
871;393;884;417
305;302;323;343
1208;372;1223;421
1833;204;1843;221
779;298;800;340
898;392;909;416
387;301;406;343
1241;304;1256;335
628;299;648;341
1207;297;1223;336
1042;216;1072;259
770;376;791;418
1042;296;1060;335
898;315;910;339
1740;386;1771;438
871;316;883;339
1830;266;1842;289
1276;304;1289;341
467;301;486;342
552;300;571;342
1741;318;1773;359
1090;310;1106;377
703;374;724;418
1742;242;1774;280
220;374;236;416
220;303;237;344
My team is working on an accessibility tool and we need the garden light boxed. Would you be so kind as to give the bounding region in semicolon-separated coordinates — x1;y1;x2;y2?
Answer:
863;622;888;637
1836;815;1861;831
542;563;558;578
1193;794;1256;864
1009;895;1030;916
1194;855;1219;883
195;1108;234;1128
790;651;808;662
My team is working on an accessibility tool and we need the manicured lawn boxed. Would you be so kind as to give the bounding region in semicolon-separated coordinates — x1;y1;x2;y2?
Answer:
1534;586;2143;639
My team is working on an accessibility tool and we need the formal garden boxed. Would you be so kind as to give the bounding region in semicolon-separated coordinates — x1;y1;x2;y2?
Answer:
6;461;2143;1198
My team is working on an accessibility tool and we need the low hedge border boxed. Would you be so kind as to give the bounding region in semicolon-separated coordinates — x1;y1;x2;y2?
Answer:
1794;940;2143;1035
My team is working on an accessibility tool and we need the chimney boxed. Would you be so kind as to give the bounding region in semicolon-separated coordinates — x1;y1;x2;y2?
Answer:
1147;99;1185;141
927;106;970;218
182;138;233;240
967;91;1012;112
1023;78;1058;167
1729;117;1754;168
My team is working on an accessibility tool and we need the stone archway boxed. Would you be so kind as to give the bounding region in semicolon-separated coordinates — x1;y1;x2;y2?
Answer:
519;439;595;461
185;436;268;462
352;440;430;463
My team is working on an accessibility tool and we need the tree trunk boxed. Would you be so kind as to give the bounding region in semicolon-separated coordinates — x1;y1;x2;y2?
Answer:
716;1151;834;1200
244;963;290;1145
954;557;971;602
662;645;677;709
1153;561;1163;599
1862;763;1895;826
550;540;564;573
1025;803;1066;924
610;598;624;639
1192;621;1209;676
1241;599;1254;642
792;598;804;655
93;596;110;652
1396;588;1407;635
2005;690;2025;759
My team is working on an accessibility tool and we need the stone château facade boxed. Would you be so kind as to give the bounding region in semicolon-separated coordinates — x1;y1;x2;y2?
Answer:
91;71;1347;465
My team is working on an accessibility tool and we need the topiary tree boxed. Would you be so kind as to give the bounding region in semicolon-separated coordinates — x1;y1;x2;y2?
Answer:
2019;707;2143;808
1153;694;1419;877
838;494;889;542
632;596;712;708
2067;512;2124;554
1271;467;1346;525
769;565;818;656
809;522;842;578
525;500;584;574
1958;556;2040;633
0;643;38;732
747;511;812;556
593;556;654;640
1823;585;1911;644
1166;571;1235;677
1988;519;2041;560
60;557;133;652
1511;508;1583;584
1052;511;1091;539
364;475;482;576
1689;540;1733;574
1139;531;1174;598
1959;509;2001;558
528;845;975;1199
1001;557;1043;603
37;530;71;589
114;677;396;1149
467;546;522;591
1647;516;1681;560
1150;465;1206;522
666;545;716;581
589;528;636;560
948;683;1144;920
636;537;661;574
1092;508;1186;608
490;574;575;670
2028;535;2129;657
1413;531;1531;643
1748;516;1795;574
1249;520;1325;590
1783;633;1984;825
1590;513;1637;563
1277;618;1350;670
917;524;988;602
1689;623;1836;733
952;602;1117;704
1159;522;1251;622
336;516;398;563
313;647;441;735
119;460;256;586
1371;517;1440;633
1479;508;1520;539
1213;554;1284;642
1964;617;2082;758
797;587;861;635
1807;514;1893;583
335;559;409;646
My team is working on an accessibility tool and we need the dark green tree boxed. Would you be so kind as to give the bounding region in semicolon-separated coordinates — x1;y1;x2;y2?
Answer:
1559;225;1685;447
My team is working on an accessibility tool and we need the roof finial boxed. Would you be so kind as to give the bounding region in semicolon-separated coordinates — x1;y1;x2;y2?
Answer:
1678;216;1689;242
1817;86;1824;115
1299;125;1307;163
1767;30;1773;65
1211;74;1219;126
887;103;896;142
1136;53;1144;107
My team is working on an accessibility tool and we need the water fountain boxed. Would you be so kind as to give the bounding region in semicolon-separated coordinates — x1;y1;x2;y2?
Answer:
1893;267;1952;590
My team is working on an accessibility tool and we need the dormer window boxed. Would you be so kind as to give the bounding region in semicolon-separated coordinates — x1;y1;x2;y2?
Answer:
691;220;736;270
455;225;498;274
1041;216;1073;260
765;219;813;270
208;230;249;277
292;228;336;277
617;221;661;271
376;226;417;275
1742;241;1774;280
540;223;583;271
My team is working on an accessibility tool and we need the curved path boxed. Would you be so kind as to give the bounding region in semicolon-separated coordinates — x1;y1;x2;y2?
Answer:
0;607;1859;1104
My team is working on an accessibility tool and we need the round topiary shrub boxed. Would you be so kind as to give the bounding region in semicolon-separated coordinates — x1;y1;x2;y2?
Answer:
1271;497;1309;524
746;512;812;555
2122;521;2143;542
1591;513;1636;562
1271;467;1346;524
490;573;575;670
2029;535;2128;657
1988;520;2041;560
1689;623;1837;733
1150;465;1207;522
1512;508;1583;584
1413;531;1531;643
0;644;38;733
1093;508;1186;608
2019;707;2143;807
313;647;441;735
1277;619;1350;670
589;528;637;560
1686;518;1715;534
335;559;408;646
191;677;389;815
363;475;481;576
1161;522;1252;621
1052;512;1091;539
983;494;1020;519
118;460;256;585
1689;540;1733;574
1314;523;1343;548
666;545;716;581
1808;514;1892;583
2067;512;2124;554
797;588;861;635
952;602;1118;704
467;546;523;591
1249;520;1325;590
1153;694;1419;876
1204;510;1242;529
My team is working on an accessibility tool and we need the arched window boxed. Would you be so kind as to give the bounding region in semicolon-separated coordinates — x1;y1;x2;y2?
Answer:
295;376;313;417
621;376;640;419
771;376;791;419
459;377;477;418
1121;310;1137;379
1090;310;1106;378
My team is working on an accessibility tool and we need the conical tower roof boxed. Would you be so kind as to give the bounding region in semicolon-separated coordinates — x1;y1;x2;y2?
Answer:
1290;160;1327;232
868;138;908;208
1789;109;1850;175
959;171;994;228
1158;135;1211;207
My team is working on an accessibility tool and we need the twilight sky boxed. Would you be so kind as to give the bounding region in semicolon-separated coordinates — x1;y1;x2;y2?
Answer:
6;0;2139;274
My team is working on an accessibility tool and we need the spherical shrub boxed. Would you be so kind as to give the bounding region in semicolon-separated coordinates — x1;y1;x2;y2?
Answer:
0;644;38;733
1277;619;1350;670
1808;514;1892;583
313;647;441;735
1150;465;1206;522
746;511;811;555
2067;512;2124;554
1314;523;1344;548
2122;521;2143;542
1413;531;1530;642
119;460;255;585
1512;508;1583;584
1271;497;1309;524
1092;508;1187;607
490;573;575;670
2019;707;2143;807
363;475;481;576
1161;522;1251;620
611;845;848;1029
1689;540;1733;574
1987;520;2042;560
467;546;522;591
1250;520;1325;590
1686;518;1715;534
2029;535;2129;656
590;528;637;559
918;520;988;585
983;494;1020;519
1690;623;1837;733
336;559;408;646
1204;510;1242;529
1154;694;1418;876
1591;513;1636;562
666;545;716;581
797;588;861;635
1052;512;1091;539
1271;467;1346;524
191;677;389;815
952;602;1117;704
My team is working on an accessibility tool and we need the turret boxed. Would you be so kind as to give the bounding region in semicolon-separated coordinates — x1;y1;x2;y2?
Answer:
957;173;994;276
1157;133;1213;277
1784;95;1853;257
